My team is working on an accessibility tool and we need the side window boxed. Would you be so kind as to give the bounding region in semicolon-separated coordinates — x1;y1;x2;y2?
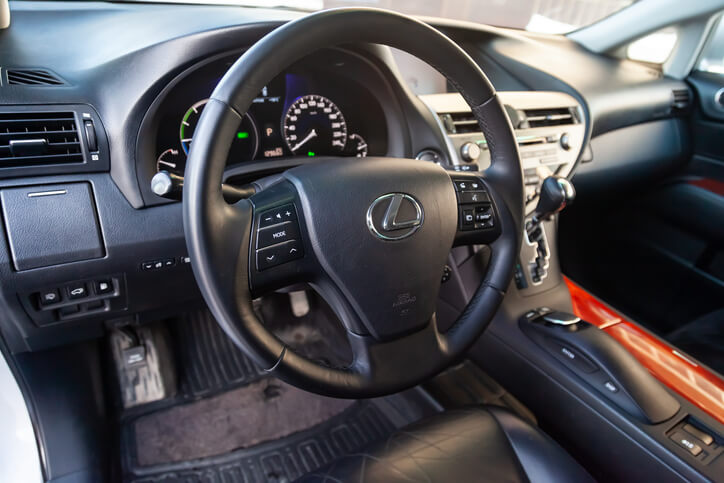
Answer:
626;27;678;64
697;15;724;74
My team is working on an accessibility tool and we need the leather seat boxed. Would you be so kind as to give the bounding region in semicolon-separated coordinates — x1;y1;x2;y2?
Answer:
298;407;593;482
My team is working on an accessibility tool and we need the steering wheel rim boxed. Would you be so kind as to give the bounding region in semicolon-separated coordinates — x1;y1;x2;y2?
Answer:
183;7;524;398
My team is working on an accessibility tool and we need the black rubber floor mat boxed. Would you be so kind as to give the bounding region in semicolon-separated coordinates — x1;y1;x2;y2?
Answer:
124;399;399;483
170;309;265;399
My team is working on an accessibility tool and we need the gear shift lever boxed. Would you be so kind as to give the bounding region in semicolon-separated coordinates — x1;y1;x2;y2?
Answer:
531;175;576;225
525;176;575;284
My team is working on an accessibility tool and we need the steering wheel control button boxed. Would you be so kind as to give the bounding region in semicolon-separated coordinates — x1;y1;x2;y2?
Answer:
66;283;88;300
257;221;300;249
256;240;304;271
462;209;474;228
259;204;297;228
458;191;490;204
39;289;61;306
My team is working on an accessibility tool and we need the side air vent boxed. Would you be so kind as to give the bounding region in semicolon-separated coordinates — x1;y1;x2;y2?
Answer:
439;112;481;134
0;112;83;167
5;68;65;86
521;107;577;128
672;88;691;111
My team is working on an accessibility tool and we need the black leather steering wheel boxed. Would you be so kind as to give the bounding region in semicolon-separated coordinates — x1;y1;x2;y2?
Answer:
183;8;524;398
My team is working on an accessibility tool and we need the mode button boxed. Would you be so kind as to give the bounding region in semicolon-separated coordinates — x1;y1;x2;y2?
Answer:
257;221;299;249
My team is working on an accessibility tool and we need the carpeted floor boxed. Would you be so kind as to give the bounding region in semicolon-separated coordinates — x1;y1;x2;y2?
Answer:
133;378;354;467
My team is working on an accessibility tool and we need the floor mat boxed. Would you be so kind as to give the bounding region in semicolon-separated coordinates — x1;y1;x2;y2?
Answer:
133;379;354;466
124;396;411;482
170;309;266;399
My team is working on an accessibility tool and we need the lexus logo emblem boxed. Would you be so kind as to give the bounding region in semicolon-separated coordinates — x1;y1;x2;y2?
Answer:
366;193;424;241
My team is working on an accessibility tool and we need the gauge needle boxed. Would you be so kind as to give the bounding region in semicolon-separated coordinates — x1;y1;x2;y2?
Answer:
158;160;177;168
290;129;317;152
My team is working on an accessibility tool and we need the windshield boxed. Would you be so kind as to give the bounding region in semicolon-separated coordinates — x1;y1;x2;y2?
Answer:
122;0;637;34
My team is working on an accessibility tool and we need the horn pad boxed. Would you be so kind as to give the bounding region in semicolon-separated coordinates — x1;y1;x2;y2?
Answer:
284;157;458;339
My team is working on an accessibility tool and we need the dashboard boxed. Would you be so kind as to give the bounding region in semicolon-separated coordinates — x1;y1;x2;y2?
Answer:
0;1;691;355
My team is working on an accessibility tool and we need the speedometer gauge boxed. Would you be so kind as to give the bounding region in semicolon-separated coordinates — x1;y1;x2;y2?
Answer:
283;95;347;156
179;99;259;162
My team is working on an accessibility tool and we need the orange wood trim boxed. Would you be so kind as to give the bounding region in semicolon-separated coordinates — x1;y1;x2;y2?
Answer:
688;178;724;197
564;276;724;425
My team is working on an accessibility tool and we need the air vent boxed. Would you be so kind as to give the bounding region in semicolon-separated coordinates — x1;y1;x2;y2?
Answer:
5;68;65;86
672;88;691;111
439;112;481;134
522;107;576;128
0;112;83;167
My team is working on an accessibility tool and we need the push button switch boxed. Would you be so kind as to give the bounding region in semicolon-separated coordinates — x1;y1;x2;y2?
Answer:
66;283;88;300
670;430;704;456
256;240;304;271
257;221;300;249
259;204;297;228
39;288;61;306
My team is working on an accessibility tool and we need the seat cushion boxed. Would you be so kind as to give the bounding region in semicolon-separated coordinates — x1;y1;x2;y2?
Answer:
297;406;592;482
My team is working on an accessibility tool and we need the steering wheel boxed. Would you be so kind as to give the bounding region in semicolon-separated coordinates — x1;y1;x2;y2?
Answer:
183;8;524;398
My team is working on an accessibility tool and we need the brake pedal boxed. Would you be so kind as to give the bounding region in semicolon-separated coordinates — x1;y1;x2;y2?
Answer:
110;325;176;408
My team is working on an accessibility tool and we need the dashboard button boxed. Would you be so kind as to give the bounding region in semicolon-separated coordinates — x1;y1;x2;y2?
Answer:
67;283;88;300
257;221;299;249
39;289;61;306
95;280;113;295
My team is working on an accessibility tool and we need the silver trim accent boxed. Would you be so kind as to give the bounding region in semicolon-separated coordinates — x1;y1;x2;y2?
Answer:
714;87;724;111
367;193;424;241
672;349;699;367
542;313;581;326
27;189;67;198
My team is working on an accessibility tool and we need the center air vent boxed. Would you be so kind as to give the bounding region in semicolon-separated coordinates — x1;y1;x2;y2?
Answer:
521;107;577;128
439;112;481;134
0;112;83;167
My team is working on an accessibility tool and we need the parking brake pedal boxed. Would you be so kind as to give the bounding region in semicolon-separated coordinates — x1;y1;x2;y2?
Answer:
110;325;177;408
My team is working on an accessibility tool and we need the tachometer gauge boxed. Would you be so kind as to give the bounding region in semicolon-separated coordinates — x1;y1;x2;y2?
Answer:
347;133;368;157
180;99;259;162
283;95;347;156
156;148;184;175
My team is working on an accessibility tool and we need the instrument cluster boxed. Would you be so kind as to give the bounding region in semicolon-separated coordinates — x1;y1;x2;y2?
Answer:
153;55;388;176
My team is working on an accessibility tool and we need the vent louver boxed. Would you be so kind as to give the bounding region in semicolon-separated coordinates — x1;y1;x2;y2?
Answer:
521;107;576;128
439;112;481;134
5;68;65;86
672;88;691;111
0;112;83;167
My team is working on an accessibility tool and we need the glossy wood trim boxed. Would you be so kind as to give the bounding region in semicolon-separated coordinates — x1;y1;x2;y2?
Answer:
688;178;724;197
565;276;724;425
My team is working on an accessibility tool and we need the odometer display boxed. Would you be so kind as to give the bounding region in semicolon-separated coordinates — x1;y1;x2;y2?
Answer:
283;95;347;156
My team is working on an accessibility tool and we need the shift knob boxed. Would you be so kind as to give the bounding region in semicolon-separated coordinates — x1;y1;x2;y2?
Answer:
534;176;575;222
